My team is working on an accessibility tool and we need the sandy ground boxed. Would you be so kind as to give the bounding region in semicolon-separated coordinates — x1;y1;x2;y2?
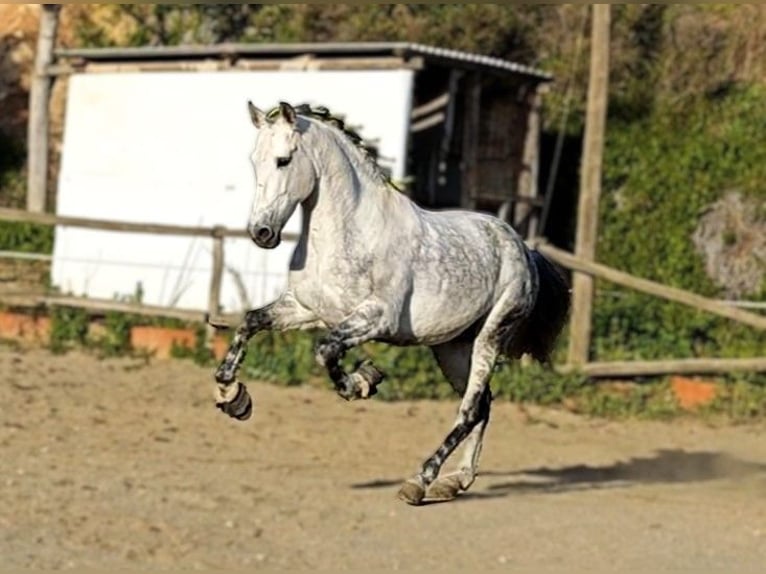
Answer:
1;346;765;570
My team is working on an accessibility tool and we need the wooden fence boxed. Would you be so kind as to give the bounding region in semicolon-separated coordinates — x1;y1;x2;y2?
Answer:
0;207;296;330
0;207;764;378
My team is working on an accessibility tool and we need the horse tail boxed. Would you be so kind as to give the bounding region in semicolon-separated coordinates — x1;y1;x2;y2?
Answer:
511;249;571;364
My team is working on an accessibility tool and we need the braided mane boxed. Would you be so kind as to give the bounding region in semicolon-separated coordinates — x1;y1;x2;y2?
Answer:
267;103;399;190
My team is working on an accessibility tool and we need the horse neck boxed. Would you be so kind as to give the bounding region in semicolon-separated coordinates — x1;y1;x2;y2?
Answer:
300;123;404;250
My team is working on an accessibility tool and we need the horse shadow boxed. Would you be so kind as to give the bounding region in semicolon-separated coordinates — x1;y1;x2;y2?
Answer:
351;449;766;502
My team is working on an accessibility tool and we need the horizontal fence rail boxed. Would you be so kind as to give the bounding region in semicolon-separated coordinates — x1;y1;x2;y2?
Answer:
0;206;299;240
0;293;211;323
535;242;766;331
556;358;766;378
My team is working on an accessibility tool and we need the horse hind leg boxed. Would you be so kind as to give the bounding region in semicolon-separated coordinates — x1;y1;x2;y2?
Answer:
398;288;532;506
397;337;499;505
426;392;491;502
424;340;492;502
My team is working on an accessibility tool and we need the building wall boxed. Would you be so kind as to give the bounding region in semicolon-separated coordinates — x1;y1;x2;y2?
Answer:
53;68;414;311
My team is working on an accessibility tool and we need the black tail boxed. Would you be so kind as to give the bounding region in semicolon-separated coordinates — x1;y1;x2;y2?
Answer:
512;250;571;364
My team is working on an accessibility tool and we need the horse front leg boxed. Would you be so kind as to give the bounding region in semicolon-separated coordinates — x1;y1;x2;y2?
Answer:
213;292;320;420
314;300;392;401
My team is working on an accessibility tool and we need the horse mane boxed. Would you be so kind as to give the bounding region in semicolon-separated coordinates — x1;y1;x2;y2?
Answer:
266;103;400;191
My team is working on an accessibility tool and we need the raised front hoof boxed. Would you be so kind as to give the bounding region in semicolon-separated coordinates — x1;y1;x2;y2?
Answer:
216;382;253;421
424;475;462;502
355;360;384;396
397;480;426;506
338;360;385;401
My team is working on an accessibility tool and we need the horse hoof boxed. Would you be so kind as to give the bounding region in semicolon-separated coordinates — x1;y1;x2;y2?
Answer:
425;475;462;502
355;360;384;397
397;480;426;506
216;382;253;421
344;360;385;400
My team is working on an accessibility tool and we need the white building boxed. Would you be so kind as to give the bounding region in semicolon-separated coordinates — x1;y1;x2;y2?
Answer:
52;43;550;314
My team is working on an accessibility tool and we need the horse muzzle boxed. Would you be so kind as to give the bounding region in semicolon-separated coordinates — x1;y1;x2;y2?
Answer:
249;224;281;249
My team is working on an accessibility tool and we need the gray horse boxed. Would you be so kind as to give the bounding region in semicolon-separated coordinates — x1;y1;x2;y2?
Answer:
212;102;570;505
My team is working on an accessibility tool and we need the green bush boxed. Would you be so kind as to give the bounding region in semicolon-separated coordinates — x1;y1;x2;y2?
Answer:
241;330;319;386
97;310;138;356
492;361;588;405
170;325;215;364
596;86;766;368
708;374;766;420
49;306;90;353
0;222;54;254
232;331;686;419
37;307;766;420
237;330;585;403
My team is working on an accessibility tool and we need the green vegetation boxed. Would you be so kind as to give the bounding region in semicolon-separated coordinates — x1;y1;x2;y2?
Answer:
0;221;53;254
595;86;766;366
11;308;764;421
72;5;542;63
0;126;49;300
0;131;51;253
239;331;586;404
49;306;89;353
231;330;766;421
168;324;215;365
709;375;766;420
46;303;210;361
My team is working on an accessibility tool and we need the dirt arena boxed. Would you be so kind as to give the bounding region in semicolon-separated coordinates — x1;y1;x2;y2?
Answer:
1;346;765;570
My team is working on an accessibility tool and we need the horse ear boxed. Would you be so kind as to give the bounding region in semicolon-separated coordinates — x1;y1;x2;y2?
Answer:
279;101;297;125
248;101;267;128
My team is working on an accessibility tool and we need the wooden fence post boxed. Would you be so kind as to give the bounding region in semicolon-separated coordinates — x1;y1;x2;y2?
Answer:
515;85;543;237
207;228;225;346
460;73;482;210
567;4;611;365
27;4;61;213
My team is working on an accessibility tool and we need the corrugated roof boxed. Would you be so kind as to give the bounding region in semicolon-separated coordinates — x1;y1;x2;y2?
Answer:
56;41;552;82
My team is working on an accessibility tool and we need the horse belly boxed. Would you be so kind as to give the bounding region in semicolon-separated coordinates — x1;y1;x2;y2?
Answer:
405;282;493;345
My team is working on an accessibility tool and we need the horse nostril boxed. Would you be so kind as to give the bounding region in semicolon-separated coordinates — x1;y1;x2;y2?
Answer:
254;226;274;243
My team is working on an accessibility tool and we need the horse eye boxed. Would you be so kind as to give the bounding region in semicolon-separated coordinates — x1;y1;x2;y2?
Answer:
276;156;292;168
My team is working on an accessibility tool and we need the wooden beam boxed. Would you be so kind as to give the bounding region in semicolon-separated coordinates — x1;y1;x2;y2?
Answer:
427;70;461;205
44;63;79;77
0;207;245;238
0;293;209;323
568;4;611;365
411;92;450;119
460;73;482;210
48;56;420;77
273;56;417;71
0;207;299;242
718;300;766;310
410;113;445;133
514;85;543;238
0;251;52;262
27;4;61;213
84;60;227;74
536;243;766;331
558;357;766;378
206;231;225;344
